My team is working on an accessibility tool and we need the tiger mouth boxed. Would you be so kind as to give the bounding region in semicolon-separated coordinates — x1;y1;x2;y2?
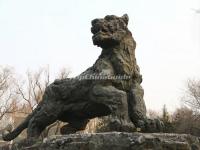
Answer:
91;24;109;35
92;31;108;38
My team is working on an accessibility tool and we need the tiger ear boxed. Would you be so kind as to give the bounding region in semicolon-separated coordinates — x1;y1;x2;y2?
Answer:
122;14;129;25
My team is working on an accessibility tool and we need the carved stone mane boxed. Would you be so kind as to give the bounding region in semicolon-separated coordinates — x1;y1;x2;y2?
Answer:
81;14;142;91
95;32;137;75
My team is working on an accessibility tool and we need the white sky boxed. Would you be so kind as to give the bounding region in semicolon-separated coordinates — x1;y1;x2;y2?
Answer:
0;0;199;112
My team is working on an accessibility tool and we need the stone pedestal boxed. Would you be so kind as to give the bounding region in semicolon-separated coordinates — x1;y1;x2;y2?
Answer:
1;132;200;150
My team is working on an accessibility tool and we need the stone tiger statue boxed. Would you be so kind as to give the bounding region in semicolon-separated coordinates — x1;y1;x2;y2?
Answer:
3;14;163;141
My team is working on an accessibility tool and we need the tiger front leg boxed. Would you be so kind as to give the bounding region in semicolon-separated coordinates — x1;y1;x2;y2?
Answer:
89;85;135;132
128;83;164;132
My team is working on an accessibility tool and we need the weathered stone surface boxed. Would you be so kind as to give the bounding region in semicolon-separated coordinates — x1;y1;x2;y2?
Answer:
1;132;200;150
3;14;162;141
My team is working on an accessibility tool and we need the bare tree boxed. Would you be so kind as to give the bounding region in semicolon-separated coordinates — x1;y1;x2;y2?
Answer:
15;67;50;113
177;78;200;135
182;79;200;112
0;66;17;126
172;106;200;136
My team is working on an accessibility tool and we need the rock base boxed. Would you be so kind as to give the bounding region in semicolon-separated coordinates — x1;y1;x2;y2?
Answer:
1;132;200;150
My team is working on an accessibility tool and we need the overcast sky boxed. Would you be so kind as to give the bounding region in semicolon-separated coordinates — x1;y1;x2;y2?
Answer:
0;0;199;112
